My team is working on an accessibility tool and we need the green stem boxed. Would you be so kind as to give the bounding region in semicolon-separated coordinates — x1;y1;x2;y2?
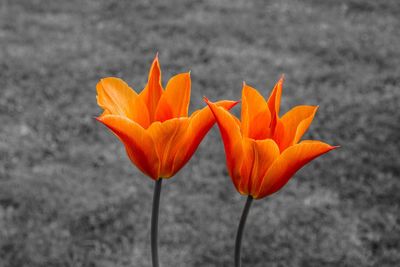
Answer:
234;195;253;267
151;178;162;267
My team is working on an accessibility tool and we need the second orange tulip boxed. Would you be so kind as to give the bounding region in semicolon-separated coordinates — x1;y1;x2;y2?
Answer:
205;77;337;199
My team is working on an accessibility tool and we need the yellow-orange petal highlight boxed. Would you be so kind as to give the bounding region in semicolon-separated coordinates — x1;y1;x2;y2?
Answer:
206;76;337;199
96;55;237;180
96;77;150;128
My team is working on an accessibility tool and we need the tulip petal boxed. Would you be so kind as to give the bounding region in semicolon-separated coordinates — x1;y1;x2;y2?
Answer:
155;72;191;122
147;118;190;178
241;83;271;139
97;115;159;179
238;138;280;196
256;140;336;198
238;138;254;195
205;99;243;190
139;55;164;121
253;139;281;196
170;100;238;178
96;77;150;128
267;76;283;132
275;105;318;151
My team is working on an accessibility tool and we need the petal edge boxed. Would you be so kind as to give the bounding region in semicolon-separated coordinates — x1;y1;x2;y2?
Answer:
256;140;336;198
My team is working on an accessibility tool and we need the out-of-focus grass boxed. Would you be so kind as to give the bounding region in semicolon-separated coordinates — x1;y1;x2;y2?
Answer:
0;0;399;266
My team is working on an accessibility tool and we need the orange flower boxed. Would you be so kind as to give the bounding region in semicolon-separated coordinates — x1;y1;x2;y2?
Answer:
96;55;237;180
205;77;337;199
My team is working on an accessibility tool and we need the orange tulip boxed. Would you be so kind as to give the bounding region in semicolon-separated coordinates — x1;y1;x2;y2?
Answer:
96;55;237;180
205;77;337;199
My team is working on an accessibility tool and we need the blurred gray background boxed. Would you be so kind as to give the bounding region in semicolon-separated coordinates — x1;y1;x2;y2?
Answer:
0;0;399;266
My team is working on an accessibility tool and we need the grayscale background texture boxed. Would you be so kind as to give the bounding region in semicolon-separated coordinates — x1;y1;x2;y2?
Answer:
0;0;399;266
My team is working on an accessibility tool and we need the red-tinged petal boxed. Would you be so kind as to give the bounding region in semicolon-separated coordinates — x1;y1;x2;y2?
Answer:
267;76;284;132
171;100;238;177
205;99;243;191
238;138;254;195
139;55;164;121
97;115;159;179
241;83;271;139
147;118;190;178
255;140;337;198
155;72;191;122
274;105;318;151
272;118;285;148
96;77;150;128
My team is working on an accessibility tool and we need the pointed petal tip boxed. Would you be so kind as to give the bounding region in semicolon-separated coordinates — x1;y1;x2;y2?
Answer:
274;75;285;91
95;114;115;124
226;99;240;110
203;97;240;109
321;143;340;152
152;53;160;65
95;115;112;125
95;115;109;126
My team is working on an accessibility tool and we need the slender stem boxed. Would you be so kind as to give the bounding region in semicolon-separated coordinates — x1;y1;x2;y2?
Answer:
151;178;162;267
234;195;253;267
